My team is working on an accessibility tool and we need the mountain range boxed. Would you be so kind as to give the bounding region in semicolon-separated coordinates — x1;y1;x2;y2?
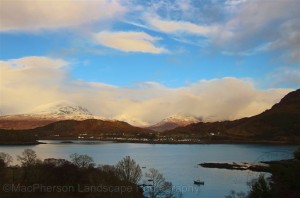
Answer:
0;102;202;130
0;89;299;143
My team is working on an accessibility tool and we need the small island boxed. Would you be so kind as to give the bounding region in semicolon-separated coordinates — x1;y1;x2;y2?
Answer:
199;162;270;172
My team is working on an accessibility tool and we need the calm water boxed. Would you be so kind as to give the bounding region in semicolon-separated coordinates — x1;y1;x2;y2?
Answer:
0;141;298;197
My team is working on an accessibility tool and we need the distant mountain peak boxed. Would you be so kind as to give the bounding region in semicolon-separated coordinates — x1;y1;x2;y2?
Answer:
147;114;201;132
31;101;93;117
163;114;201;123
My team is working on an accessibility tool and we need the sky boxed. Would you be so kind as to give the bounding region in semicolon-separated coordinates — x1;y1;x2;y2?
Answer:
0;0;299;126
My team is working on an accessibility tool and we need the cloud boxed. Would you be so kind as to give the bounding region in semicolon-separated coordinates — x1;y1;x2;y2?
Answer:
0;57;69;114
212;0;300;61
0;0;126;31
266;67;300;88
138;0;299;62
260;19;300;62
0;56;292;125
145;15;219;36
93;31;167;53
224;0;248;12
2;0;298;61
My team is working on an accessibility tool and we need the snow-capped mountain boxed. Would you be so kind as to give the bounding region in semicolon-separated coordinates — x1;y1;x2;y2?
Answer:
31;101;95;119
147;114;201;132
162;114;200;125
0;101;105;130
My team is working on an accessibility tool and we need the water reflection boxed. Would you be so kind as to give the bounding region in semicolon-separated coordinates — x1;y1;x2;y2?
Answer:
0;142;297;197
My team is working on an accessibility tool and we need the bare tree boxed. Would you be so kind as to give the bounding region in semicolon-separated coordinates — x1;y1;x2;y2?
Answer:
0;152;13;167
17;149;40;166
145;168;182;198
69;153;94;168
43;158;71;167
115;156;142;184
294;147;300;160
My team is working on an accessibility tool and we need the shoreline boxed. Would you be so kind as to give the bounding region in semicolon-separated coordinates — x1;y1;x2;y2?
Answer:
113;139;300;145
1;138;299;145
0;141;43;145
0;137;300;146
199;158;297;173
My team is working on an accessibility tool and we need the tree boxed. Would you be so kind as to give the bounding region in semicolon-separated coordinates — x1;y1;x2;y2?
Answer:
294;147;300;160
17;149;40;166
69;153;94;168
225;190;247;198
248;174;271;198
145;168;182;198
0;159;6;184
0;159;5;169
43;158;71;167
115;156;142;184
0;152;13;167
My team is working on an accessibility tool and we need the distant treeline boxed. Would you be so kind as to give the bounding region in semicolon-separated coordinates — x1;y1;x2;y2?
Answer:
0;129;38;145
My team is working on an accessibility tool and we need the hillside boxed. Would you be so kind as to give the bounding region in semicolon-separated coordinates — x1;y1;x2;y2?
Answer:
0;115;60;130
226;89;300;139
31;119;155;139
165;89;300;142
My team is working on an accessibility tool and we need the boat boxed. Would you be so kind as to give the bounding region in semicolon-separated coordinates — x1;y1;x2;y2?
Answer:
194;179;204;185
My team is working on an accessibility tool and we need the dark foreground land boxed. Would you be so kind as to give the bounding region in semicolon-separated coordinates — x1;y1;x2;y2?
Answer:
0;150;182;198
202;148;300;198
0;153;144;198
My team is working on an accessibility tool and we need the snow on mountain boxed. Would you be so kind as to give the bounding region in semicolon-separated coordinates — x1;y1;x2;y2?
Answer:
162;114;200;125
147;114;201;132
31;101;94;119
0;101;107;130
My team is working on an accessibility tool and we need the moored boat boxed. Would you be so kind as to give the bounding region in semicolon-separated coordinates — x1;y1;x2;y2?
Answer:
194;179;204;185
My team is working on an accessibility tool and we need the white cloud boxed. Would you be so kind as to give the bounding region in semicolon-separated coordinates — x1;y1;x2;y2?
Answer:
0;57;69;114
224;0;248;12
0;56;292;125
93;31;167;53
0;0;126;31
4;56;69;69
145;15;219;36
